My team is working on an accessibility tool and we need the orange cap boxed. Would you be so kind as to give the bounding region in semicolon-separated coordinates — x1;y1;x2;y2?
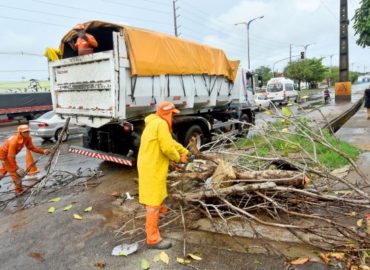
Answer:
156;101;180;115
73;23;85;30
18;124;30;133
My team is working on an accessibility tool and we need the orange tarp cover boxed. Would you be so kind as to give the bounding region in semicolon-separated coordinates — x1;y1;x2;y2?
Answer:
124;26;239;81
60;21;239;81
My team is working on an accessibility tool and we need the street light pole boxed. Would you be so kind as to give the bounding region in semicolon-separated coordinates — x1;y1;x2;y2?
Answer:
235;15;264;70
301;43;315;58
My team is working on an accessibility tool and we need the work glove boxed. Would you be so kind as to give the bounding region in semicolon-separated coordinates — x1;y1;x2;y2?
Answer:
16;168;26;178
43;149;50;155
180;153;188;163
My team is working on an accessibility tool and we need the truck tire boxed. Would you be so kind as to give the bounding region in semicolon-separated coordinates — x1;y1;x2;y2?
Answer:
237;114;251;137
183;125;203;148
55;128;69;142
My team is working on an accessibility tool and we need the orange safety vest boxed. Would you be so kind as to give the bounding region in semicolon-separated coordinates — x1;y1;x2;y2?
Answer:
75;34;98;56
0;133;44;169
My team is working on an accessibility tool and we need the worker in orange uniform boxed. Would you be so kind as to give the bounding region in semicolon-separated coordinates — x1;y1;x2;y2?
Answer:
68;23;98;56
0;125;49;195
137;101;189;249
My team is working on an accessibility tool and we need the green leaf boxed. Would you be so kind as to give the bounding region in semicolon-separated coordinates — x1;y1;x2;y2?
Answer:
119;251;127;256
63;204;73;211
141;259;150;270
48;206;56;213
49;197;61;202
84;206;92;212
160;251;169;264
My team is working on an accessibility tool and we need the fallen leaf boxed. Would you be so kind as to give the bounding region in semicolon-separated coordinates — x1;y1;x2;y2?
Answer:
360;265;370;270
73;214;82;220
49;197;61;202
357;219;363;227
282;107;292;117
141;259;150;270
48;207;55;213
302;95;309;99
290;257;309;265
287;103;293;106
351;266;359;270
111;191;120;197
320;253;330;264
264;110;271;115
329;252;345;260
350;211;358;217
84;206;92;212
28;252;45;262
188;253;202;261
176;257;190;265
281;128;289;132
254;259;263;265
63;204;73;211
160;251;169;264
94;260;105;268
118;251;127;256
153;255;160;262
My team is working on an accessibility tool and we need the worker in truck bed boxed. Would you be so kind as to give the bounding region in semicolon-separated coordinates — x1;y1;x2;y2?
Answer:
0;125;49;195
68;23;98;56
137;101;189;249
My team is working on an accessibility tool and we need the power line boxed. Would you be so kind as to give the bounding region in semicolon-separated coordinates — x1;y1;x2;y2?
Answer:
102;0;171;15
319;0;339;21
0;4;83;21
31;0;171;26
0;15;66;27
0;52;43;57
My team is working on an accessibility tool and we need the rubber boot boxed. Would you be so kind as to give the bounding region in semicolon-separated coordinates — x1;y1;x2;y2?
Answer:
147;239;172;250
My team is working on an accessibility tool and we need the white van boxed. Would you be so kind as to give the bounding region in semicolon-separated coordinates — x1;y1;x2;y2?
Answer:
266;77;299;104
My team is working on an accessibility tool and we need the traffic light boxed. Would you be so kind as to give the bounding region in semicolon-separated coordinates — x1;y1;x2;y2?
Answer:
300;51;305;59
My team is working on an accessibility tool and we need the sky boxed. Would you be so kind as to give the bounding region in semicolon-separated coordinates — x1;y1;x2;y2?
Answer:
0;0;368;82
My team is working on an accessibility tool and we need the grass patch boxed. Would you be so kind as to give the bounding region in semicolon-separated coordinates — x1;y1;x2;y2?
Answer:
237;129;360;169
299;88;322;98
0;80;49;92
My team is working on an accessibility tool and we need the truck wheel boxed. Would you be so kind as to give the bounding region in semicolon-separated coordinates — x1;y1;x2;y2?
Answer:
55;128;69;142
238;114;251;137
183;125;203;149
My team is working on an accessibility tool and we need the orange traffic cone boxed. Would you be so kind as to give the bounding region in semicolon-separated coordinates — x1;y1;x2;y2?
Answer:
26;149;39;175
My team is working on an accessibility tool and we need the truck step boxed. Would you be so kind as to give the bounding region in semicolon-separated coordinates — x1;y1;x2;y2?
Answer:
69;146;135;166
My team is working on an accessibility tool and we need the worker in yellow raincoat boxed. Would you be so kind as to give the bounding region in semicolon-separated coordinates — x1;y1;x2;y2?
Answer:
137;101;189;249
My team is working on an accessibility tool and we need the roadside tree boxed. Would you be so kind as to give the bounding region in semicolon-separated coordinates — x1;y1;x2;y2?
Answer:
254;66;273;86
284;58;327;90
353;0;370;47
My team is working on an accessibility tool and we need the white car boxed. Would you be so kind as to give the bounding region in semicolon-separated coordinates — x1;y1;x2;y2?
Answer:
255;94;271;111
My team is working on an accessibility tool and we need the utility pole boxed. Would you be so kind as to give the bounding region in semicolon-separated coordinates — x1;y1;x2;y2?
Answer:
336;0;351;102
172;0;180;37
339;0;349;82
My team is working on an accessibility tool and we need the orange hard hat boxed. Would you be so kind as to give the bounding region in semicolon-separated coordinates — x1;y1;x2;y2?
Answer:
18;124;30;133
73;23;85;30
156;101;180;115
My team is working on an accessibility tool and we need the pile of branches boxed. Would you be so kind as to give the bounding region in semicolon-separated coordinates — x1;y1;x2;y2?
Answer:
168;109;370;253
115;107;369;265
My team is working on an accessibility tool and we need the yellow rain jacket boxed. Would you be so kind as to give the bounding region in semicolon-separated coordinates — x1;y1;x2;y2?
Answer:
137;114;188;206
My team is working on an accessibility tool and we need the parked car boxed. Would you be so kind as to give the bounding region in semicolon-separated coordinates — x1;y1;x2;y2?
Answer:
266;77;299;104
29;111;83;142
255;94;271;111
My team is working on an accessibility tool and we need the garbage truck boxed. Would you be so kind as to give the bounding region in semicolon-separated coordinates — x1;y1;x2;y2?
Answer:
49;21;256;166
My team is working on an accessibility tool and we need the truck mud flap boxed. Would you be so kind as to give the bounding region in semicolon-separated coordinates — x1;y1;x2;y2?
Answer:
69;145;135;166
